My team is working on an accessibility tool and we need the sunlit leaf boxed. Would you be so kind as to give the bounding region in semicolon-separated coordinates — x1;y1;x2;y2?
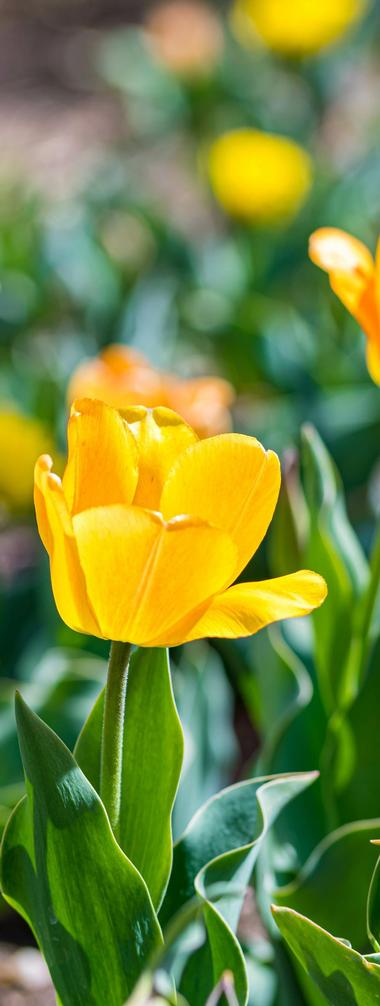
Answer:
1;694;162;1006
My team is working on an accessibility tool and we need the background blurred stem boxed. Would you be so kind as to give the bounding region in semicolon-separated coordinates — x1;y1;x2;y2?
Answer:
100;640;132;840
341;519;380;707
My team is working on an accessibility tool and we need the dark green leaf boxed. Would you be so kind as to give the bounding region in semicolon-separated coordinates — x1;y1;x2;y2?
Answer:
1;694;162;1006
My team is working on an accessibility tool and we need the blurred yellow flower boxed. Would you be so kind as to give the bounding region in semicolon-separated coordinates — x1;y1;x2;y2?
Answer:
208;129;312;224
34;398;326;646
145;0;224;79
232;0;367;57
309;227;380;384
68;345;234;439
0;409;55;513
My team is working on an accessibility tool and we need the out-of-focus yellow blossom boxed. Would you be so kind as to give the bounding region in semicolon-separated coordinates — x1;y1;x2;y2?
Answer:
309;227;380;384
34;398;326;646
68;345;234;439
0;409;55;513
208;129;312;225
231;0;367;57
145;0;224;79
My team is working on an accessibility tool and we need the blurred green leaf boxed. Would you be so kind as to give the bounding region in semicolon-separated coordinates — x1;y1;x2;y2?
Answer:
301;424;368;710
275;820;380;952
173;642;237;837
366;848;380;952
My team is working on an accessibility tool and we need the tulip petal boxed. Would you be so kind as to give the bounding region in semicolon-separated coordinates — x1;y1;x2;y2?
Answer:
124;406;198;510
34;457;100;636
164;570;327;644
309;227;379;343
34;454;54;553
160;433;280;579
73;504;237;645
309;227;374;278
62;399;138;516
366;341;380;385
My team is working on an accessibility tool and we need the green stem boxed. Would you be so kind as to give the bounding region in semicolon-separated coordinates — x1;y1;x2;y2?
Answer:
100;640;132;840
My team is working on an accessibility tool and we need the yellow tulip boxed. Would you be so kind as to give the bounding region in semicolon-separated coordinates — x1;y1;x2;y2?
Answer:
232;0;367;57
0;409;55;513
68;345;234;439
207;129;312;225
309;227;380;384
34;398;326;646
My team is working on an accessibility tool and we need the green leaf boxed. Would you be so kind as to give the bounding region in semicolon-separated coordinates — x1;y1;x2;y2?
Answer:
173;641;237;838
161;771;317;1005
75;647;184;911
366;849;380;951
180;914;247;1006
275;819;380;952
301;424;368;712
237;627;327;866
274;907;380;1005
269;448;305;576
1;694;162;1006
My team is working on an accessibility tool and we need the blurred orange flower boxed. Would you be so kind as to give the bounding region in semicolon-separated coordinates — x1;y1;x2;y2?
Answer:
68;345;234;439
145;0;224;79
309;227;380;383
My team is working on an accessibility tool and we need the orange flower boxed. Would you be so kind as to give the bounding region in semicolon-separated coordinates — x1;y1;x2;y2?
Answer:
309;227;380;383
144;1;224;79
68;345;234;439
34;399;326;646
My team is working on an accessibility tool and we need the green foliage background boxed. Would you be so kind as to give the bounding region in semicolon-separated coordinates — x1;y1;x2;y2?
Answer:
1;2;380;1003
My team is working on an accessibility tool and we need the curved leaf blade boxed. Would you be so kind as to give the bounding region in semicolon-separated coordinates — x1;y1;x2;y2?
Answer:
274;907;380;1005
1;694;162;1006
75;647;184;910
161;772;317;1005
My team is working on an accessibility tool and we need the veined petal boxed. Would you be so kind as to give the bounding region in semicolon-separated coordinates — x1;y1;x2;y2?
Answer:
164;570;327;644
309;227;379;342
34;457;100;636
124;406;198;510
73;504;237;645
62;398;138;516
160;433;280;579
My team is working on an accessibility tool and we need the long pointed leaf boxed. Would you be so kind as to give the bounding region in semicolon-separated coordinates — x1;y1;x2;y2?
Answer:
1;694;162;1006
75;647;184;910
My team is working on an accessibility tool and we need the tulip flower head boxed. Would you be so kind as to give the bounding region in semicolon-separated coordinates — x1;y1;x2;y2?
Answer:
231;0;367;57
309;227;380;384
207;129;312;225
145;0;224;79
68;345;234;439
34;399;326;646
